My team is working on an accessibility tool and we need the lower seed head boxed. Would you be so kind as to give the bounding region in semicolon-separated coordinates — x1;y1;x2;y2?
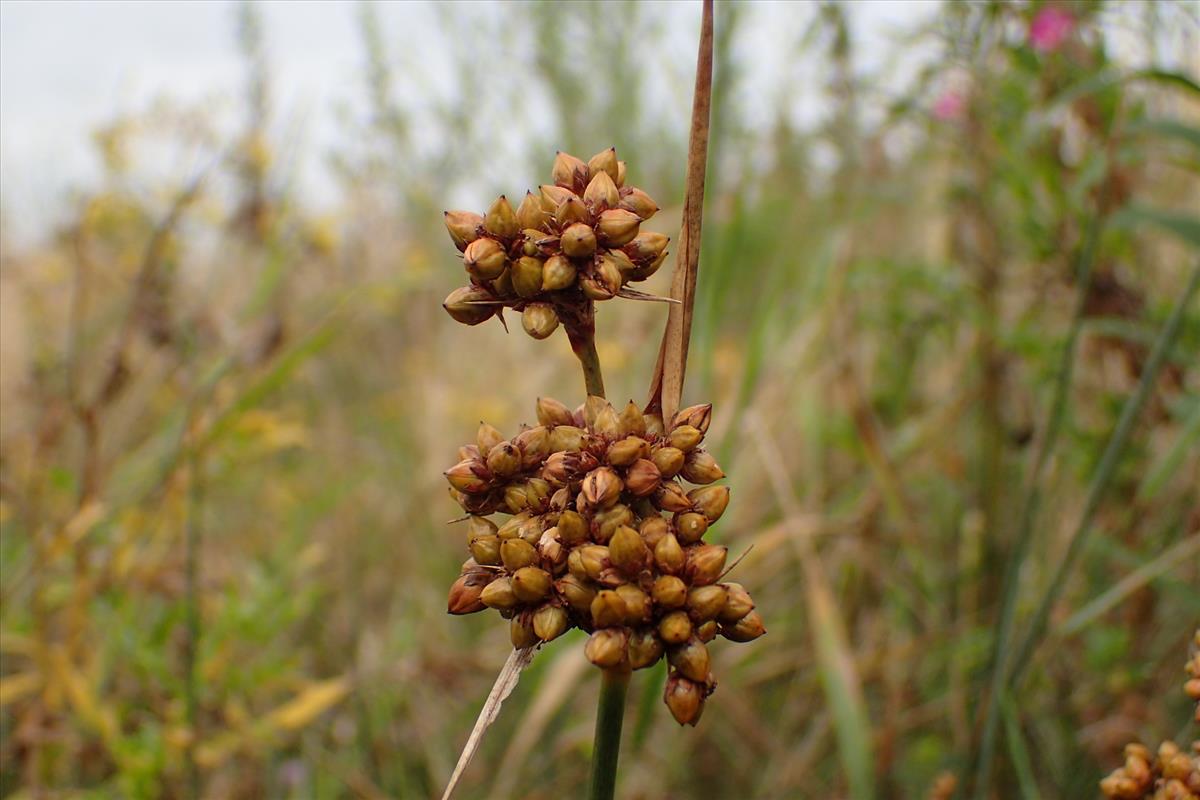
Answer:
718;583;755;623
674;512;708;544
687;584;728;622
664;674;704;726
533;605;569;641
511;567;552;603
609;525;649;574
668;637;711;682
686;544;728;586
654;533;686;575
447;573;488;615
659;610;692;644
629;628;665;669
500;538;538;571
591;589;627;628
561;223;597;257
555;574;597;612
720;610;766;642
616;583;653;624
481;577;519;610
511;613;539;648
652;575;688;608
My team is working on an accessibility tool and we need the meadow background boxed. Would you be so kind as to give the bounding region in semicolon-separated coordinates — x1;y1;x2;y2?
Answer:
1;1;1198;798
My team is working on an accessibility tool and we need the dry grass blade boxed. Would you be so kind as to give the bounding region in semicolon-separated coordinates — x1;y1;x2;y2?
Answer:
646;0;713;426
616;287;681;304
441;646;536;800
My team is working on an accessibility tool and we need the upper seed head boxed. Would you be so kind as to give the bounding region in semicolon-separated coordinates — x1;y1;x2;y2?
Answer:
618;187;659;221
484;195;519;239
584;170;620;211
619;401;647;437
669;637;711;682
597;208;641;246
624;231;669;262
463;237;507;281
512;256;545;298
689;485;731;523
582;467;623;508
536;396;575;428
443;285;495;326
533;604;569;641
541;254;577;291
445;459;491;494
625;458;663;497
585;628;628;668
552;151;589;191
447;573;488;615
609;525;649;574
521;303;559;340
681;450;725;484
480;577;519;610
539;184;575;212
672;403;713;434
486;441;521;477
587;147;619;183
654;533;686;575
500;537;538;571
516;191;549;230
628;628;665;669
720;610;766;642
475;422;505;457
718;583;755;623
686;544;728;586
664;674;703;726
561;223;598;258
444;210;483;250
511;566;552;603
651;446;686;478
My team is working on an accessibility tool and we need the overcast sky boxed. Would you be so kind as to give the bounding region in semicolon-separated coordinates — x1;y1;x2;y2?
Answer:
0;1;938;244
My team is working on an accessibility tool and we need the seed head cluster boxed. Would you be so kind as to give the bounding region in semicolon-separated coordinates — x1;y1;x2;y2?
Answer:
441;148;667;341
1099;629;1200;799
444;396;764;725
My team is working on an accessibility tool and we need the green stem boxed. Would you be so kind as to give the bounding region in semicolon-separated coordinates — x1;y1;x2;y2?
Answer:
589;668;630;800
576;335;606;399
1005;260;1200;687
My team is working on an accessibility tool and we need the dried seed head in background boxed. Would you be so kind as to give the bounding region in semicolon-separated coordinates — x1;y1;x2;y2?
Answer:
444;397;763;725
441;149;667;339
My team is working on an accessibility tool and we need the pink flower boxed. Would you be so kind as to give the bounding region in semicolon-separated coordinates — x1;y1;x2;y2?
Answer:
1029;7;1074;53
933;91;966;122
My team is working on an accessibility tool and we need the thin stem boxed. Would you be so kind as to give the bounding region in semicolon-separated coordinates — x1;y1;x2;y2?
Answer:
575;335;606;398
1005;260;1200;687
588;668;630;800
971;211;1104;797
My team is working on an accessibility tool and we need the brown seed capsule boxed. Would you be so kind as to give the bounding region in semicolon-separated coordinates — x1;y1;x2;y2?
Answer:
686;545;728;586
557;509;588;545
591;590;627;628
681;450;724;484
616;160;627;187
486;441;521;478
651;446;685;479
654;481;693;513
511;613;539;648
556;195;590;227
625;458;662;497
597;208;641;246
447;573;488;614
630;250;667;281
556;574;597;612
607;248;637;279
533;605;569;642
464;237;507;281
618;187;659;221
616;584;652;624
644;413;666;437
584;170;620;211
521;303;559;340
667;425;703;452
593;254;624;295
696;620;718;643
512;256;545;298
467;514;498;541
607;436;649;467
480;577;519;610
491;267;515;296
609;525;649;574
514;426;552;468
496;513;530;541
672;403;713;434
582;467;623;508
445;210;484;251
593;403;622;439
561;224;600;257
658;610;692;645
587;147;619;183
639;516;670;548
543;450;599;485
517;515;544;544
580;273;615;302
516;191;549;230
484;195;519;239
443;285;495;326
583;396;610;428
664;674;703;726
512;567;552;603
568;544;609;582
628;628;665;670
624;231;669;262
539;184;575;212
687;584;728;623
549;425;587;453
718;583;755;623
618;401;647;437
525;478;551;512
536;396;574;428
552;151;588;190
652;575;688;608
458;444;482;461
475;423;504;457
469;534;501;566
592;504;634;544
500;538;538;572
689;485;730;523
669;637;710;682
538;529;565;568
674;512;708;544
654;533;686;575
720;610;765;642
585;628;628;668
541;254;577;291
445;459;491;494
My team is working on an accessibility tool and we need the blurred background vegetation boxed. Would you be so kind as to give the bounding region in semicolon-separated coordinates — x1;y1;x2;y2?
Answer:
1;1;1198;798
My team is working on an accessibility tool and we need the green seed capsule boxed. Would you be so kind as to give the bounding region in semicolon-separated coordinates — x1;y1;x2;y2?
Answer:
686;584;728;623
511;567;552;603
557;509;588;544
568;545;609;582
511;614;539;648
592;504;633;544
496;512;531;541
481;577;519;610
628;628;664;670
470;534;501;566
654;534;686;575
668;637;710;682
500;538;538;571
533;605;569;641
591;590;627;628
658;610;692;645
585;628;628;668
616;584;652;624
674;512;708;544
652;575;688;608
608;526;648;574
484;195;519;239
